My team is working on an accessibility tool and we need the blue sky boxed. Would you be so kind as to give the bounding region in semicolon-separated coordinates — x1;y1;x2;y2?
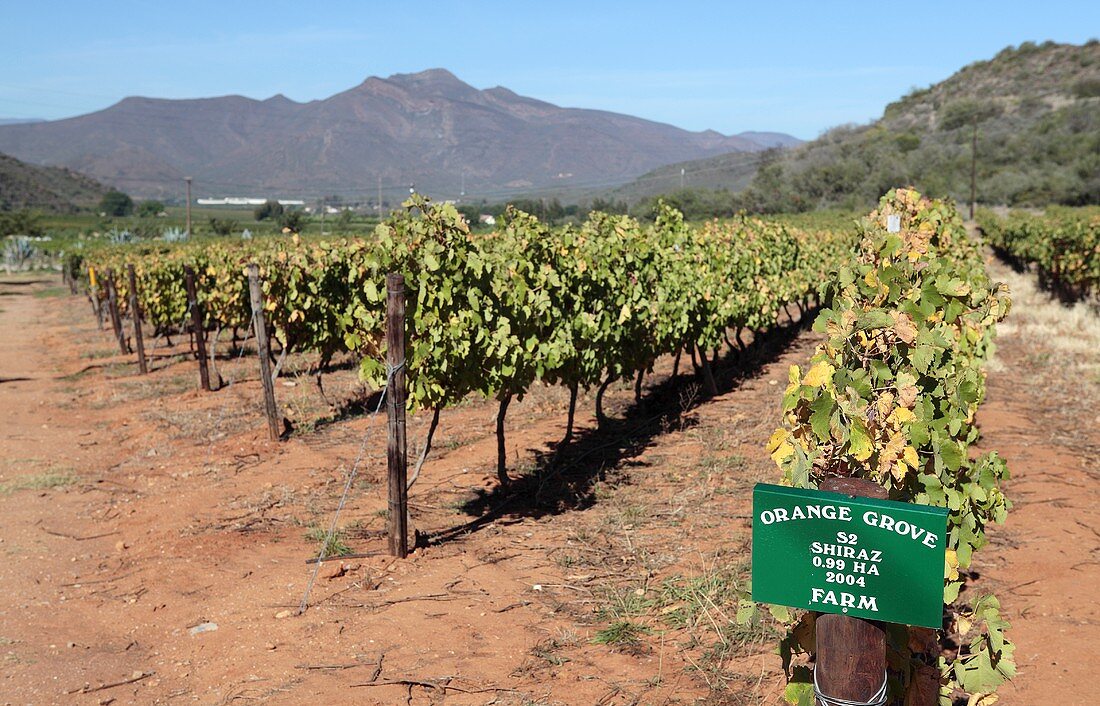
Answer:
2;1;1097;139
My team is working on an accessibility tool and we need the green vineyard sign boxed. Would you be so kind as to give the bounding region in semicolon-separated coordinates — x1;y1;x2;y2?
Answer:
752;483;949;628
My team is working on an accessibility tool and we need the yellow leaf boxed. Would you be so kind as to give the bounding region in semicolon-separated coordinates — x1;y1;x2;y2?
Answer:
784;365;803;396
876;391;895;420
802;361;835;389
771;440;794;464
902;446;919;468
890;407;915;424
766;428;787;454
967;692;998;706
945;549;959;581
880;432;907;479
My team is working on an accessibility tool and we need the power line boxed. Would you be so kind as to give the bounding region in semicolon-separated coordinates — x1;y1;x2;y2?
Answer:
76;153;769;205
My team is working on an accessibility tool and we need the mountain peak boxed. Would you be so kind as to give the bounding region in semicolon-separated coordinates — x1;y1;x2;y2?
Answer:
389;68;461;82
352;68;476;101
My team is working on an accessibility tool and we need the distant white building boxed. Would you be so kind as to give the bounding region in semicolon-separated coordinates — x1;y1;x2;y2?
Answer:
478;214;496;226
196;197;305;206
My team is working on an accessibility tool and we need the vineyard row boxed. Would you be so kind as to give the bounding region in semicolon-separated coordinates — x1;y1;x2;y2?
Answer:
977;206;1100;301
73;200;858;479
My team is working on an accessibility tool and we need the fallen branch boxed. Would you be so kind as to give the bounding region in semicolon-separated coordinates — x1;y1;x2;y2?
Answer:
61;571;137;587
365;593;456;609
66;670;154;695
351;676;516;695
303;551;380;565
39;527;119;541
352;677;452;691
493;600;532;613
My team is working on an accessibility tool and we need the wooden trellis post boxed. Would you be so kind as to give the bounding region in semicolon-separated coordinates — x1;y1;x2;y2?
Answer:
126;265;147;374
183;265;211;391
104;269;129;355
386;273;408;558
88;266;104;330
247;264;281;441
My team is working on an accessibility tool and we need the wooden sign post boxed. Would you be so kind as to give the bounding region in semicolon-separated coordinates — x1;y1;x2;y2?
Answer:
815;477;888;705
104;269;130;355
246;264;282;441
385;273;409;558
126;265;148;374
183;265;212;391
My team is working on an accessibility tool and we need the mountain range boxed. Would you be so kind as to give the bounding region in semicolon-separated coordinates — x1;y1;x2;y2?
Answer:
0;70;798;202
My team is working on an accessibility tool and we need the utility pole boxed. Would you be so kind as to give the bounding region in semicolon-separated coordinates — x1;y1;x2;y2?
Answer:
184;176;193;235
969;119;978;221
378;175;383;218
319;196;325;235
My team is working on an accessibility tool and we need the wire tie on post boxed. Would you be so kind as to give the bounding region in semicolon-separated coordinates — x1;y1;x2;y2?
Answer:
384;361;406;380
813;668;889;706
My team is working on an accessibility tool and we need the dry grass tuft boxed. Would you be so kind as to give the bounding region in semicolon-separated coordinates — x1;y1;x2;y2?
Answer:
988;257;1100;394
0;470;77;495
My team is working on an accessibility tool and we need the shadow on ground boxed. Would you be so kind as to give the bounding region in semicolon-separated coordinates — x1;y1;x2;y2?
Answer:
423;312;815;547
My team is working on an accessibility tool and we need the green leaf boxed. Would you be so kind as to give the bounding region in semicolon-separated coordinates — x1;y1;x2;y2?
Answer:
783;682;814;706
940;440;965;471
856;309;894;330
768;604;792;622
810;393;835;442
911;345;934;373
849;419;873;461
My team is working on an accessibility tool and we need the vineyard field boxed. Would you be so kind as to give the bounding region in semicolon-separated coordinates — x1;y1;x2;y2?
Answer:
4;16;1100;705
0;195;1097;705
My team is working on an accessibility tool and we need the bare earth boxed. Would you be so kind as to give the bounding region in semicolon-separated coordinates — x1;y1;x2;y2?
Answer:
0;262;1096;705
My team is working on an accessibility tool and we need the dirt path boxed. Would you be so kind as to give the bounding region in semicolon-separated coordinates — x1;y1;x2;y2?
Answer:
967;255;1100;704
0;267;1096;705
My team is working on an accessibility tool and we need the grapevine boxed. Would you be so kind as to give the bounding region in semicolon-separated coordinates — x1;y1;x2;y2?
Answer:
764;189;1014;704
